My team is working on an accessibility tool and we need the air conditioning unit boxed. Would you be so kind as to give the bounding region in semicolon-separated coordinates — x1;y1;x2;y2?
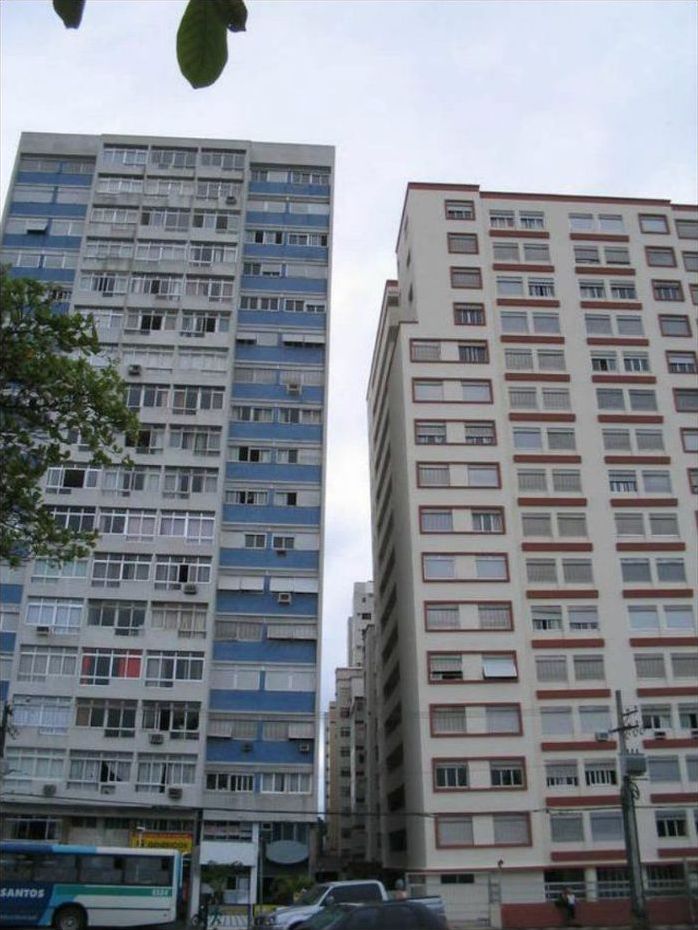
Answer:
691;729;698;739
149;733;165;745
276;548;287;557
654;730;667;740
286;382;301;396
167;786;183;800
299;743;311;754
42;783;57;797
225;195;238;204
36;625;51;636
128;364;142;376
100;784;115;795
182;582;198;595
242;742;253;753
277;592;292;605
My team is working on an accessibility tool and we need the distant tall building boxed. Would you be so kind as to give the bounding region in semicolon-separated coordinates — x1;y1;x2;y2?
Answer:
0;132;334;906
366;184;697;924
324;582;374;865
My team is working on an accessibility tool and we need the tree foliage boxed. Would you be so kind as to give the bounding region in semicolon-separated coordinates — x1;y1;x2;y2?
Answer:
52;0;248;88
0;269;139;567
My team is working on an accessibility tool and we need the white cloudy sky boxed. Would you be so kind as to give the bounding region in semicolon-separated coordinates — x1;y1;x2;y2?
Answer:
1;0;696;712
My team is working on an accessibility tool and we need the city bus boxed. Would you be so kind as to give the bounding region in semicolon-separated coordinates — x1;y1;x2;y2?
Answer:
0;842;182;929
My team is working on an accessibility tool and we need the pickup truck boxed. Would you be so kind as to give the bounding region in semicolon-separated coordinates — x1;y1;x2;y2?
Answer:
254;880;446;930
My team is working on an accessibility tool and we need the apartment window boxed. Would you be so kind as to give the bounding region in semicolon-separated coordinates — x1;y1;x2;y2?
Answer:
80;648;142;685
461;380;492;402
490;210;515;228
445;200;475;220
454;303;485;325
690;469;698;494
435;762;468;788
585;761;617;786
634;654;666;679
75;698;137;737
681;429;698;452
436;816;473;847
448;233;478;254
623;352;650;372
606;247;630;264
656;811;687;838
92;554;151;586
659;315;691;336
524;243;550;262
682;251;698;271
489;761;524;787
610;282;637;300
472;510;504;533
590;812;623;842
414;380;443;402
573;656;605;681
574;246;600;265
653;280;684;301
546;762;578;786
551;814;584;842
87;600;146;635
648;757;681;782
136;754;197;793
668;352;697;373
26;598;83;633
643;470;671;493
493;242;519;262
536;656;567;683
581;281;606;300
144;651;204;687
676;219;698;238
528;278;555;297
621;559;652;583
675;388;698;412
17;646;77;682
646;246;676;267
639;214;669;234
458;342;488;363
451;267;482;289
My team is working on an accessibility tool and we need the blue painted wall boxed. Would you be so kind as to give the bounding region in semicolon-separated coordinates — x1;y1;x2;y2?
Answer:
206;739;314;764
218;549;319;571
231;383;324;404
243;244;328;262
10;203;87;218
240;275;327;295
225;463;322;484
246;211;329;229
0;585;23;604
216;590;318;615
237;310;326;329
212;640;316;663
208;689;315;713
221;504;320;526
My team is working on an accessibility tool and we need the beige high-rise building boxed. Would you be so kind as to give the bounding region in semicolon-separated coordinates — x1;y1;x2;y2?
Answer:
366;184;697;925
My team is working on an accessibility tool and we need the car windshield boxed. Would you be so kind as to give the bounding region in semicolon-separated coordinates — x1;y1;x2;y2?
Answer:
296;884;330;906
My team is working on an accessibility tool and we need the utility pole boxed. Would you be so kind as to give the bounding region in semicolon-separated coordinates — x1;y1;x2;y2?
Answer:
0;701;13;759
614;690;649;930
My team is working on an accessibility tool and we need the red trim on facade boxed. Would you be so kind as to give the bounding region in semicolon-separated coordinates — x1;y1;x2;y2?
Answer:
482;191;671;205
604;455;671;464
504;372;571;382
546;795;618;808
501;335;565;344
522;542;593;552
492;263;555;272
611;497;677;507
623;588;694;598
537;688;611;699
517;497;588;507
497;297;560;307
649;792;698;804
597;414;663;423
587;337;650;347
616;542;685;552
574;265;637;275
531;638;605;649
513;453;581;462
658;847;698;858
551;849;626;861
592;374;656;384
643;737;698;749
541;740;616;752
580;300;643;310
527;589;599;599
570;233;630;242
509;414;576;423
488;229;550;239
637;686;698;697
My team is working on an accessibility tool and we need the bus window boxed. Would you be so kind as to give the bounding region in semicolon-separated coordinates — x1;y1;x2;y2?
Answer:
79;854;123;884
33;854;78;882
0;852;32;881
124;855;173;886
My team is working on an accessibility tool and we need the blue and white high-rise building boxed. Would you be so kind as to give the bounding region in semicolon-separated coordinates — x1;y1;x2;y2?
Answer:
0;132;333;906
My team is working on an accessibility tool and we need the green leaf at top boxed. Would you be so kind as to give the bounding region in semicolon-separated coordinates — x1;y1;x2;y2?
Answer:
177;0;229;89
212;0;247;32
53;0;86;28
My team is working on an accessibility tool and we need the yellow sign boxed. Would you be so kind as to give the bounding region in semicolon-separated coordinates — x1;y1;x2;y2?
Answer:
129;831;193;854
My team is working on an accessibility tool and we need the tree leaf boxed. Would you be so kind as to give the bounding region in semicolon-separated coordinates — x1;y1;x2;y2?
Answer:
53;0;86;28
177;0;229;89
212;0;248;32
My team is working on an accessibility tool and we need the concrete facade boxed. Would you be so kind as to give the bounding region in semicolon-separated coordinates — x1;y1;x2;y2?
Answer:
366;184;697;923
0;132;334;907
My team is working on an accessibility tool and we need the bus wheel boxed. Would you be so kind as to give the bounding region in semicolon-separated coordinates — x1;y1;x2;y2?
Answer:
54;905;87;930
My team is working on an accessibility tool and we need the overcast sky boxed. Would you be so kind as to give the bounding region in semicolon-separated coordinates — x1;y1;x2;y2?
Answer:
1;0;696;712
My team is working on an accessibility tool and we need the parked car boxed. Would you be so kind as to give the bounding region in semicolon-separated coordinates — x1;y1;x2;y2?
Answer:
254;881;445;930
294;900;448;929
